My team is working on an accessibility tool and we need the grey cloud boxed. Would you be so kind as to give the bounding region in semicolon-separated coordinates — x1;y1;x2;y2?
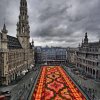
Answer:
0;0;100;47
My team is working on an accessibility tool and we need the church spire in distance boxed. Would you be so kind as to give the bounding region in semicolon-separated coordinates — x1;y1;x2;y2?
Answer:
84;32;88;45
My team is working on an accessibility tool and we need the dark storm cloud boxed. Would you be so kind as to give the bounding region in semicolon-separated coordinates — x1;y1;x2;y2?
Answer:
0;0;19;35
0;0;100;47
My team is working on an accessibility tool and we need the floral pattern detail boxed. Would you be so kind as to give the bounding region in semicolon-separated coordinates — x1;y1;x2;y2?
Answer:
43;89;54;99
60;88;73;99
54;95;63;100
46;77;53;83
47;73;60;80
48;80;64;92
32;66;86;100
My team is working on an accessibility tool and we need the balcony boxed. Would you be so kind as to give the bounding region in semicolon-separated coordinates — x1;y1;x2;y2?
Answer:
77;56;99;62
78;50;99;55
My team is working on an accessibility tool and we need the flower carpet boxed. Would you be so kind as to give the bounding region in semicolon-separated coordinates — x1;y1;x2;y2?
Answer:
32;66;86;100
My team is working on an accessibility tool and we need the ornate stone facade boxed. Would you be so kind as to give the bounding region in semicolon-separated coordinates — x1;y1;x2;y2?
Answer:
67;48;77;65
0;0;34;85
76;33;100;80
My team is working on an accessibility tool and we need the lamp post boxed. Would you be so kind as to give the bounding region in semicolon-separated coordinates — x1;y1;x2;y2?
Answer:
46;52;47;65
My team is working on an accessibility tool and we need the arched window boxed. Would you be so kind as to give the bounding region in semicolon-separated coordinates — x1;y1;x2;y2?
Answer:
23;26;24;33
93;69;95;75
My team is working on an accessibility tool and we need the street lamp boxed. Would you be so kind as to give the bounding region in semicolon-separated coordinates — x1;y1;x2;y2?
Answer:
46;52;47;65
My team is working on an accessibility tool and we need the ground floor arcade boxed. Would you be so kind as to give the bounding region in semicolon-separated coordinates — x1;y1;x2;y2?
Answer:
77;63;100;80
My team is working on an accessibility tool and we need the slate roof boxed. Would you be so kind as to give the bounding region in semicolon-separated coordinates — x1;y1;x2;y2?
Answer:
7;35;22;49
88;42;100;47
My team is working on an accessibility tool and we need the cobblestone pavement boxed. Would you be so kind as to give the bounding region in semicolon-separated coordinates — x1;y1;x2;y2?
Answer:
10;66;41;100
0;85;16;92
63;65;100;100
0;66;41;100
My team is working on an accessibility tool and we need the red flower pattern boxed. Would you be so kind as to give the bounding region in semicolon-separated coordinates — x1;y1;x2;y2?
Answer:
32;66;86;100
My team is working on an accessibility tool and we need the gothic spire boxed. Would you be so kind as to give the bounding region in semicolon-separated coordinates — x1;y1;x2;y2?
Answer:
2;23;8;33
85;32;88;38
17;0;30;49
17;0;30;37
3;23;6;31
32;39;34;47
84;32;88;44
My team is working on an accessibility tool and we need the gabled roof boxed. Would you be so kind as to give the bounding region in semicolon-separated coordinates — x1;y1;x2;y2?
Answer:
7;35;22;49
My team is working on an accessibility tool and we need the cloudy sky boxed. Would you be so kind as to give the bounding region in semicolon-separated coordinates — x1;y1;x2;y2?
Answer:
0;0;100;47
